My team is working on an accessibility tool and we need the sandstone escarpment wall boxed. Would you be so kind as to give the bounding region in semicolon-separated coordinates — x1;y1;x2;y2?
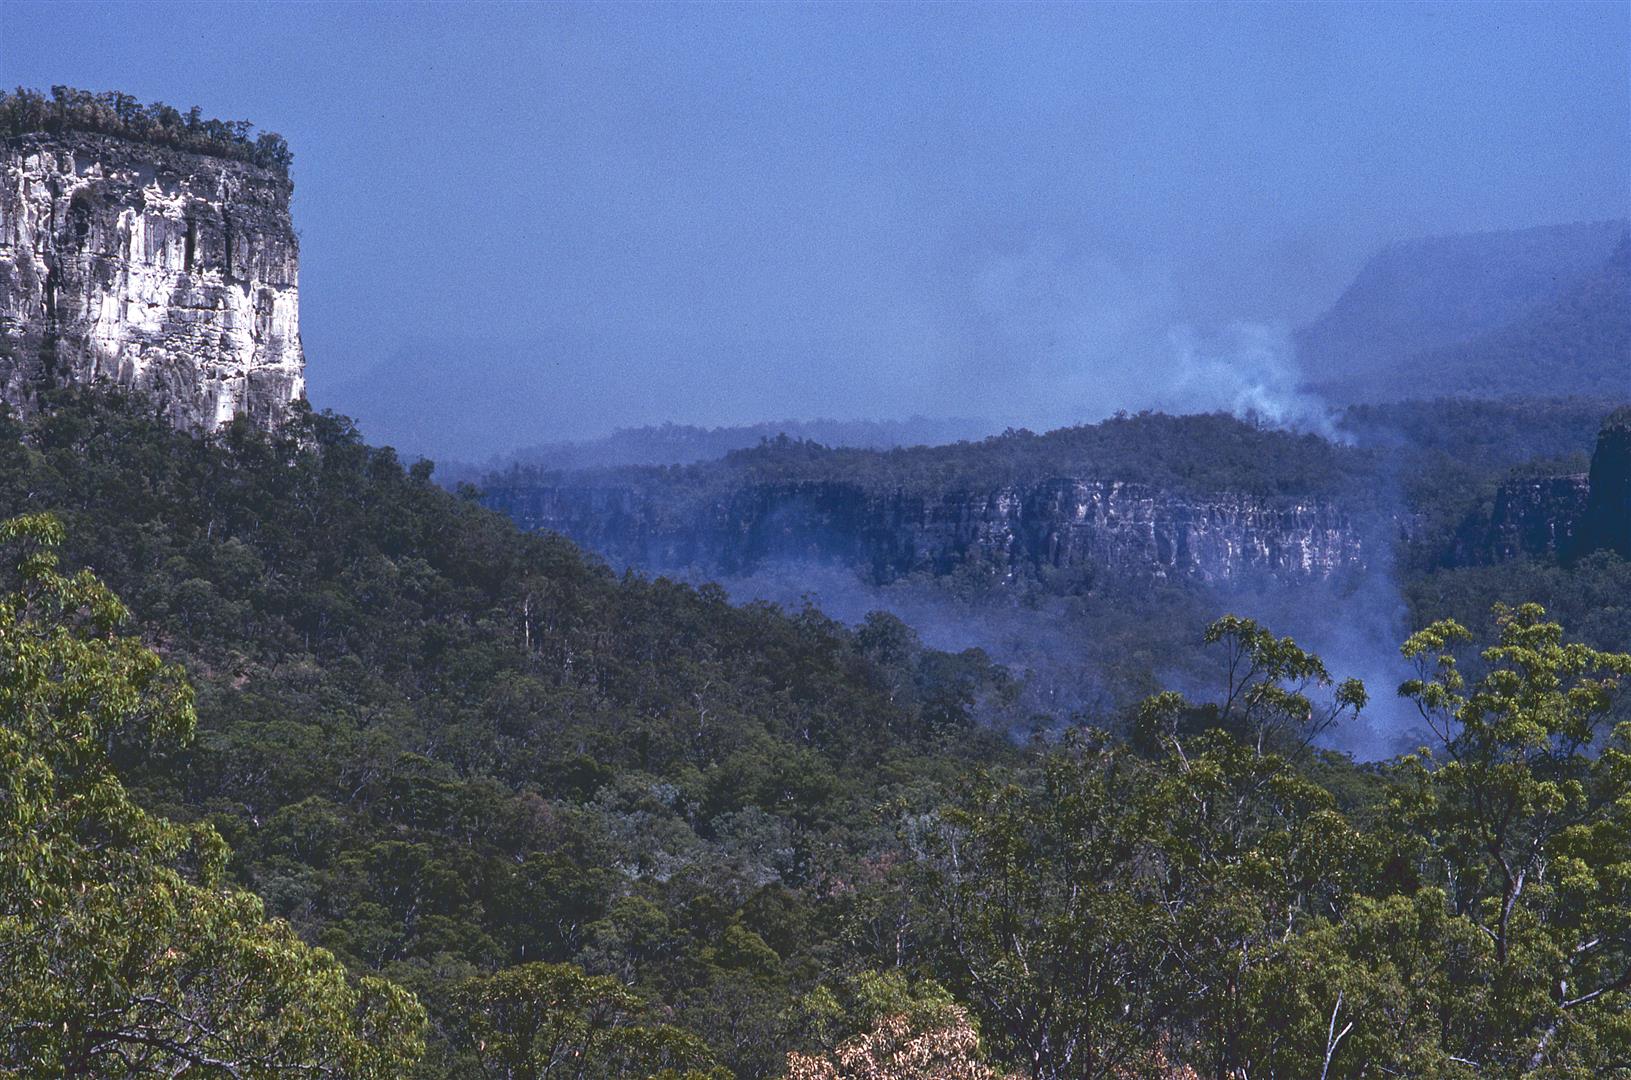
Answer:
483;478;1367;586
1450;410;1630;564
0;132;305;431
1453;474;1591;564
1579;412;1631;558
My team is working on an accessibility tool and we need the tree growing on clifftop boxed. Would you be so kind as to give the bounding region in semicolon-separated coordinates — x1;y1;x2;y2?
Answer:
0;86;293;173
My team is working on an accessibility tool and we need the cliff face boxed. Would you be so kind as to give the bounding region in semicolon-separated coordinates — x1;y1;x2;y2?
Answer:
1579;411;1631;558
1453;474;1591;563
484;478;1367;586
1452;411;1631;564
0;132;304;431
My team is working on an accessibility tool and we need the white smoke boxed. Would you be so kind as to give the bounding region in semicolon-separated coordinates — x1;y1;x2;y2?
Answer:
1160;322;1346;441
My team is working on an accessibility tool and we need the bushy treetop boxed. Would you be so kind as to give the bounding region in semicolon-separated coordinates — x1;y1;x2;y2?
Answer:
0;85;293;176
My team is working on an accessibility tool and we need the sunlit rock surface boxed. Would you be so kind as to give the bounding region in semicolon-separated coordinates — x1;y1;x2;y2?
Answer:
0;132;304;431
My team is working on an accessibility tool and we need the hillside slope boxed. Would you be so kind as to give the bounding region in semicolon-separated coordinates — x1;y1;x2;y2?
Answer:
1298;220;1628;402
0;389;1014;1077
1394;234;1631;400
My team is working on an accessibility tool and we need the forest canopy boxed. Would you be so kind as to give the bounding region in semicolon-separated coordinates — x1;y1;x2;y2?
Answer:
1;389;1629;1077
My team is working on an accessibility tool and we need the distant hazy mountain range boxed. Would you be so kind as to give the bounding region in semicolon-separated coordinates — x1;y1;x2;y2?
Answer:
1298;219;1629;403
328;219;1627;465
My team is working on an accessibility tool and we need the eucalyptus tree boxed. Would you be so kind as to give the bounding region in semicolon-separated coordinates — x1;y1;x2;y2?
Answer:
0;514;424;1077
1396;603;1631;1074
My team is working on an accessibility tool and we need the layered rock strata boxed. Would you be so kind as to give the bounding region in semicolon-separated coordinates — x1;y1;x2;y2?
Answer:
1454;474;1591;563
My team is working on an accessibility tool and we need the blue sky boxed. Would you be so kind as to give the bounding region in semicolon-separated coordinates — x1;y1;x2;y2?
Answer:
5;1;1628;456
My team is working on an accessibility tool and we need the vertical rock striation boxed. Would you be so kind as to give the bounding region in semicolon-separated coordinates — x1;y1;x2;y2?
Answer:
0;132;305;431
1454;474;1591;563
483;478;1367;585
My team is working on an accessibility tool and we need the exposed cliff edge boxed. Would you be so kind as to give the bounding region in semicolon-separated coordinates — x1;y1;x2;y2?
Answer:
484;477;1366;586
1452;473;1590;563
1578;408;1631;559
1454;410;1631;564
482;405;1631;588
481;416;1384;587
0;130;305;431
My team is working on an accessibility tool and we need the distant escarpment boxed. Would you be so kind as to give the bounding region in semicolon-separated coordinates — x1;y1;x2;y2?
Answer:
485;478;1366;586
1579;409;1631;558
1453;410;1631;564
1452;473;1591;564
482;416;1374;587
1300;221;1629;404
0;123;304;432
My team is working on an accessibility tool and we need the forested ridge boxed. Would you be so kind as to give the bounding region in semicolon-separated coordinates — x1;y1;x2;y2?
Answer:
4;390;1631;1078
489;399;1619;531
492;411;1371;503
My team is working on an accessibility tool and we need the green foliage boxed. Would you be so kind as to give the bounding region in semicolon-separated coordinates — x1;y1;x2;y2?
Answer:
489;418;993;477
918;734;1169;1079
8;389;1631;1078
0;85;293;173
1233;890;1490;1078
0;390;1013;1077
918;712;1365;1076
1393;603;1631;1074
450;961;725;1080
1200;614;1367;751
1341;397;1616;574
915;606;1631;1077
0;513;423;1076
1405;550;1631;656
493;411;1373;504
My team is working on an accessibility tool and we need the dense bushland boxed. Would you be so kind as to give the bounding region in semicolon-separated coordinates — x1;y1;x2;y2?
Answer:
0;391;1013;1076
3;390;1631;1078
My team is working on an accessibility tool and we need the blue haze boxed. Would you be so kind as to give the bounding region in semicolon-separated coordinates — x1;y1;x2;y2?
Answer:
4;1;1628;458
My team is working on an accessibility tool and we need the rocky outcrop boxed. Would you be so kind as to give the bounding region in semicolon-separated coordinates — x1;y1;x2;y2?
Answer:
1451;410;1631;564
1578;409;1631;558
1453;473;1591;563
0;132;304;431
484;478;1367;586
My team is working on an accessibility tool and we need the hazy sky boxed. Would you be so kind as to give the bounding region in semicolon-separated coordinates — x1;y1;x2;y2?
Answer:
6;1;1629;456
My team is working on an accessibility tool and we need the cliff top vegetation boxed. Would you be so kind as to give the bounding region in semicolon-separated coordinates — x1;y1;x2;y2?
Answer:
491;411;1375;503
0;85;293;176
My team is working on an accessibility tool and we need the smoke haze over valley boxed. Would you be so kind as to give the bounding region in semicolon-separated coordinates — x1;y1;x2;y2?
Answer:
6;1;1627;763
6;3;1631;1076
7;2;1627;458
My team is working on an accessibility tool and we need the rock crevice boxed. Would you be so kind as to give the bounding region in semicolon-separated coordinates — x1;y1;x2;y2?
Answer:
0;131;305;431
